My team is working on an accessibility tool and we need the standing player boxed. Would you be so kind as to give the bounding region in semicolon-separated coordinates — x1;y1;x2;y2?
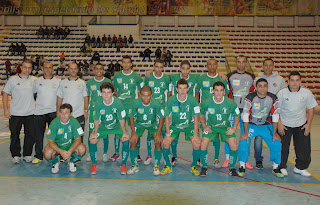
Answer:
128;86;165;175
143;59;171;165
32;62;61;164
112;55;143;162
238;78;283;178
57;62;89;141
199;81;240;176
223;55;255;169
196;59;230;168
89;82;129;175
277;71;317;177
161;79;201;176
2;60;36;163
44;103;86;173
86;63;112;163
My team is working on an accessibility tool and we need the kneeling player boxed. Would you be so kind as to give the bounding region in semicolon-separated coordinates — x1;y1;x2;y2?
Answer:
128;86;165;175
89;82;130;175
44;103;86;174
199;82;240;176
161;79;201;176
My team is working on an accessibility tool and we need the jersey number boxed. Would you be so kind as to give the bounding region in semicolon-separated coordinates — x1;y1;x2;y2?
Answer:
154;87;160;94
123;83;128;90
216;114;222;121
143;114;147;120
106;114;113;121
180;112;186;120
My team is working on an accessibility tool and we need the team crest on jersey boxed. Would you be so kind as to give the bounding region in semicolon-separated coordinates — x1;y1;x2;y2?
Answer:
232;79;240;86
172;106;179;113
46;129;51;135
129;78;134;84
57;128;64;135
112;108;117;113
100;109;106;114
188;82;193;88
203;81;210;87
91;85;97;91
222;107;227;114
208;108;215;114
160;82;165;88
253;103;260;109
138;108;144;114
149;108;153;114
117;78;122;84
148;81;155;87
186;105;190;112
68;126;71;132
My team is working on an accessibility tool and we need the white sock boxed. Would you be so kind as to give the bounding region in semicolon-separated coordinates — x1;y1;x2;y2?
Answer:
226;154;230;160
240;161;245;168
273;162;279;169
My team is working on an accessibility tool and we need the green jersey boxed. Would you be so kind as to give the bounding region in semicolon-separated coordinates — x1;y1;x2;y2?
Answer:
170;74;198;96
128;98;165;128
144;72;171;106
93;97;126;130
86;77;112;111
113;70;143;106
46;116;84;151
196;73;230;103
165;94;200;129
200;95;240;128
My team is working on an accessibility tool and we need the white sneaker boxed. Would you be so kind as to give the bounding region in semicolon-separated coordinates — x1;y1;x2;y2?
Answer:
103;154;108;162
51;163;59;174
23;156;33;163
68;162;77;173
85;154;91;162
153;165;160;176
12;156;21;164
280;168;288;176
127;165;139;175
144;155;152;165
293;167;311;177
32;158;42;164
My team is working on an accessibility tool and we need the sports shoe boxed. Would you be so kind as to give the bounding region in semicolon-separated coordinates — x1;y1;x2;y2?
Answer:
190;166;200;176
23;156;33;163
51;163;59;174
221;159;230;168
171;157;178;166
238;166;245;177
153;165;160;176
86;154;91;162
120;164;127;175
256;161;264;169
137;155;143;163
102;154;108;162
200;167;208;177
144;155;152;165
12;156;21;164
90;164;97;175
246;162;254;169
127;165;139;175
68;162;77;173
293;167;311;177
32;158;42;164
273;168;284;178
229;168;239;177
280;168;288;176
160;166;172;175
213;159;221;169
108;153;120;162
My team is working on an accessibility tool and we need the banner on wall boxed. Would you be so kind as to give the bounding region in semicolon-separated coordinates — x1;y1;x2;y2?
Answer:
19;0;146;15
297;0;318;15
256;0;297;15
0;0;21;14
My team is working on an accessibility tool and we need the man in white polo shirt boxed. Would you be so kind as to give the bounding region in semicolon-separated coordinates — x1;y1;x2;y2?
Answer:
32;62;61;164
57;62;89;141
2;60;37;163
277;71;318;177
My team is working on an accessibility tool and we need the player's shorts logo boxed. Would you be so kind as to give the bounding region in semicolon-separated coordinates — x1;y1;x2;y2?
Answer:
253;103;260;109
57;128;64;135
148;81;155;87
208;108;215;114
91;85;97;91
117;78;122;84
232;79;240;86
172;106;179;113
138;108;144;114
100;109;106;114
203;81;210;87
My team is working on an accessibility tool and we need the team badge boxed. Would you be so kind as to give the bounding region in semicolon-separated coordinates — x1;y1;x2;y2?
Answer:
232;79;240;86
46;129;51;135
253;103;260;109
148;81;155;87
117;78;122;84
100;109;106;114
91;85;97;91
138;108;144;114
172;106;179;113
57;128;64;135
203;81;210;87
208;108;215;114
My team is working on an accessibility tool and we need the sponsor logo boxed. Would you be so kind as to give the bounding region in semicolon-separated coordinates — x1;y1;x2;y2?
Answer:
148;81;155;87
208;108;215;114
57;128;64;135
100;109;105;114
138;108;144;114
117;78;122;83
253;103;260;109
172;106;179;113
232;79;240;86
91;85;97;91
203;81;210;87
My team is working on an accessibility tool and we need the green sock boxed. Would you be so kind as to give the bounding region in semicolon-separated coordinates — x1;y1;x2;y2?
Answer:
200;149;208;168
163;148;172;168
130;148;139;166
88;137;97;165
103;136;109;154
171;140;178;157
192;149;201;167
147;133;153;157
213;139;220;160
48;156;58;164
137;138;141;154
114;137;120;154
229;150;238;168
70;153;82;163
154;150;162;166
121;141;129;165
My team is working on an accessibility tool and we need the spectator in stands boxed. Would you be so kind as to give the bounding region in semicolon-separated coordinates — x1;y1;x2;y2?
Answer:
60;52;65;62
20;43;27;56
97;36;101;48
37;26;44;38
15;43;21;55
89;62;94;73
114;60;122;72
155;46;162;59
91;35;96;47
128;34;133;45
91;51;100;63
102;34;107;47
107;35;112;47
80;43;87;56
78;61;84;73
143;48;152;61
86;44;93;54
118;35;123;46
39;55;45;69
44;26;50;39
116;41;121;52
85;34;91;44
30;55;36;74
54;26;59;39
15;63;21;74
8;43;15;55
161;48;167;60
64;27;70;38
58;27;63;39
83;60;89;75
5;59;12;79
49;27;54;39
57;60;65;75
112;34;117;48
107;60;115;76
164;50;173;66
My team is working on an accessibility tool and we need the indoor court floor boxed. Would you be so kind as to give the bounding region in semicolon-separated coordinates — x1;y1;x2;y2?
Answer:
0;105;319;205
